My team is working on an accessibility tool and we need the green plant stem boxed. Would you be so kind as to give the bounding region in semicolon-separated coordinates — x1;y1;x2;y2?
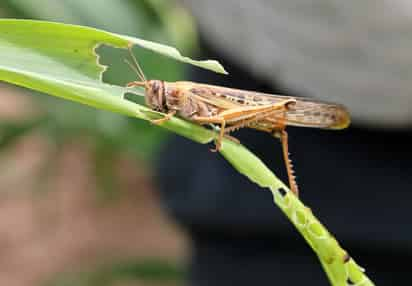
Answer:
0;19;375;286
220;139;374;286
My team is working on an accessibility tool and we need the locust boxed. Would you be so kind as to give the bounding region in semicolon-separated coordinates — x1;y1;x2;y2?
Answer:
125;46;350;196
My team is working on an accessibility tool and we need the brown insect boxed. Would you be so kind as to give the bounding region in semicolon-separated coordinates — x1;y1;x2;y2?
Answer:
125;46;350;196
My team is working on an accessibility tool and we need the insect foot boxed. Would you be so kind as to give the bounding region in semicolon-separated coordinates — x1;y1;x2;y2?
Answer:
150;111;176;125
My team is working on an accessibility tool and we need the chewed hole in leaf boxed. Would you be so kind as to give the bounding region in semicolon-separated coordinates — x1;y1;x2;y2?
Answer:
278;187;287;197
96;44;141;86
124;92;145;105
96;43;184;88
346;278;355;285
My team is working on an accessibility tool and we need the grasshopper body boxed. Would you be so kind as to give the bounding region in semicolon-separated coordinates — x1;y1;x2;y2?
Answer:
125;47;350;196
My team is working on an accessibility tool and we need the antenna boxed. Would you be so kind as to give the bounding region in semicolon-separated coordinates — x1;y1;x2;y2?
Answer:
124;59;144;82
126;44;147;83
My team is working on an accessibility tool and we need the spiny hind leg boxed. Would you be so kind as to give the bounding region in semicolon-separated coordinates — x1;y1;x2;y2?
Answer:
192;99;295;151
273;129;299;196
222;99;296;135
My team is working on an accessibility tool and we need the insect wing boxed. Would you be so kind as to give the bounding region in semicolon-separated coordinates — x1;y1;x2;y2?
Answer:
175;82;350;130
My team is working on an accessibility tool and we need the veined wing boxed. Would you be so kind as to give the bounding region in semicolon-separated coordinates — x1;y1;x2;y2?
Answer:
173;81;350;130
174;81;286;107
279;98;350;129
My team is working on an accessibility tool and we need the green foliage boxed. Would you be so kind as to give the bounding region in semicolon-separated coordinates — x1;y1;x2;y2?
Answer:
45;258;184;286
0;19;374;286
0;19;220;140
0;117;45;149
0;2;197;284
0;0;201;182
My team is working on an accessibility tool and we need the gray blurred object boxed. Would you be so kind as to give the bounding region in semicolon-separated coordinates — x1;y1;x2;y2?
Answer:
181;0;412;128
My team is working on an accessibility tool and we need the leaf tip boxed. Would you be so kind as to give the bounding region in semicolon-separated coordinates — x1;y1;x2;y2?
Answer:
200;60;228;75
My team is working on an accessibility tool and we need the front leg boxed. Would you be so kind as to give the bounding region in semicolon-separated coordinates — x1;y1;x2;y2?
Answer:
208;124;241;144
192;115;226;152
151;110;176;125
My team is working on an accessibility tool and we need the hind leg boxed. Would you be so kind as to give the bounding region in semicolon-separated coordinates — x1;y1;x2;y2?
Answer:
273;130;299;196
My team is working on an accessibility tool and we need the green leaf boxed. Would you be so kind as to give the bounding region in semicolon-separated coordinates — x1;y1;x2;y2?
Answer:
220;139;288;191
0;117;45;149
0;19;373;286
0;19;217;143
45;258;184;286
5;0;146;35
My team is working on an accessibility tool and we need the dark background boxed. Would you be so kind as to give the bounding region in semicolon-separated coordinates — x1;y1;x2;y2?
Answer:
157;40;412;285
0;1;411;285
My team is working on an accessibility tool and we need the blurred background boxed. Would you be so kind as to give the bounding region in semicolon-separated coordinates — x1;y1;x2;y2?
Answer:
1;1;412;285
0;1;194;285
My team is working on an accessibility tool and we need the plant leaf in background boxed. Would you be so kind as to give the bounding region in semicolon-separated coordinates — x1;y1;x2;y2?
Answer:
44;258;185;286
0;19;374;286
0;1;207;285
0;1;190;199
0;19;223;136
0;0;200;174
0;0;202;195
